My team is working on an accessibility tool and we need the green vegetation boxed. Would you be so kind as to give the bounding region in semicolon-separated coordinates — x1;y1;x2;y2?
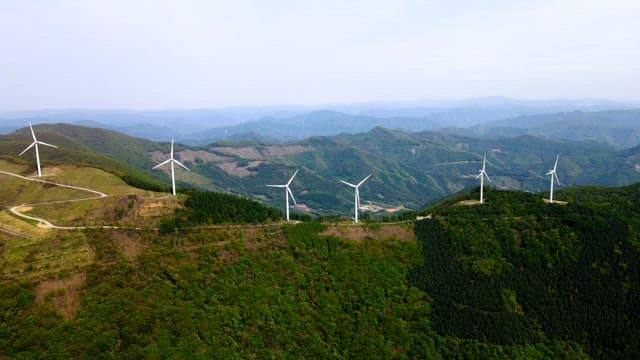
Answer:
181;190;282;224
0;222;586;358
410;186;640;358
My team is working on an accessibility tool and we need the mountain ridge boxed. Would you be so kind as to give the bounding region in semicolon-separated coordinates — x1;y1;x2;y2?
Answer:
2;123;640;216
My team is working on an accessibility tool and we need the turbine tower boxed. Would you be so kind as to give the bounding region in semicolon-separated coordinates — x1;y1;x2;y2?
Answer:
266;169;299;222
546;154;560;203
19;122;58;177
475;153;491;204
340;174;372;223
152;139;190;196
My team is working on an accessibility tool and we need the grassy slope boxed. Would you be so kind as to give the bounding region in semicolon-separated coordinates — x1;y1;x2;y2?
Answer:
0;124;169;192
0;160;178;282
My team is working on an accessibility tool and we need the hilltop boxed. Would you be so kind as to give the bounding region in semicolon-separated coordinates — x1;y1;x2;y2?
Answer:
0;124;168;192
411;184;640;358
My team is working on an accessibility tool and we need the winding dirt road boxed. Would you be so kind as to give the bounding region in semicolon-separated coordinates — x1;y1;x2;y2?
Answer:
0;170;153;231
1;170;419;235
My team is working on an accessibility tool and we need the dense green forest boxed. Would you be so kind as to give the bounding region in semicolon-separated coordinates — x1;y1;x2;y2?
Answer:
410;185;640;358
0;223;586;359
162;190;282;232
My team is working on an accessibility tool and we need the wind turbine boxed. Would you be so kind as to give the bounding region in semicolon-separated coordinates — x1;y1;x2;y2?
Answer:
340;174;372;223
475;153;491;204
546;154;560;203
152;139;189;196
266;169;299;222
19;122;58;177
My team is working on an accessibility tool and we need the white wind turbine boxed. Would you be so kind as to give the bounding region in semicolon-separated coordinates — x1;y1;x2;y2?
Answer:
19;122;58;177
266;169;299;222
152;139;189;196
475;153;491;204
340;174;372;223
546;154;560;203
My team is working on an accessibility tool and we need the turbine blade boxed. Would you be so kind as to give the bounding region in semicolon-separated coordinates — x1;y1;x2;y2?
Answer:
553;154;559;171
29;122;37;141
266;184;286;188
485;172;492;183
340;180;357;188
173;159;189;171
37;141;57;148
170;139;174;159
546;170;554;176
152;158;172;169
482;153;486;171
475;172;483;179
287;187;297;205
19;142;35;156
554;173;561;185
357;174;372;187
286;169;299;186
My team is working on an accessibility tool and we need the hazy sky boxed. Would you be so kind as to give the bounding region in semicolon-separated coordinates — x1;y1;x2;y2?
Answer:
1;0;639;110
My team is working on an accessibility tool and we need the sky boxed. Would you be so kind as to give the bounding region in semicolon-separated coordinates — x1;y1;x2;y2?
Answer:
1;0;639;110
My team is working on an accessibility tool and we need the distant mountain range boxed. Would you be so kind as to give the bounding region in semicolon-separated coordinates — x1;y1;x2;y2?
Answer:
1;97;635;143
2;123;639;216
441;109;640;149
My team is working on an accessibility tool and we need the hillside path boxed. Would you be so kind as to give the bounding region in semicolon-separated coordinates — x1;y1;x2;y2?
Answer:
0;170;152;231
1;170;421;233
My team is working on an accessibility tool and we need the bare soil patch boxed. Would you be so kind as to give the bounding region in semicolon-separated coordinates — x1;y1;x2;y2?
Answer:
456;200;481;206
35;272;86;320
543;199;568;205
111;231;144;259
210;146;264;159
262;145;313;157
175;149;231;163
217;161;264;177
322;223;415;242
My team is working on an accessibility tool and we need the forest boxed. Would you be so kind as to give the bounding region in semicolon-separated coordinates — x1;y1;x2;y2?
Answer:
410;185;640;358
1;183;639;358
